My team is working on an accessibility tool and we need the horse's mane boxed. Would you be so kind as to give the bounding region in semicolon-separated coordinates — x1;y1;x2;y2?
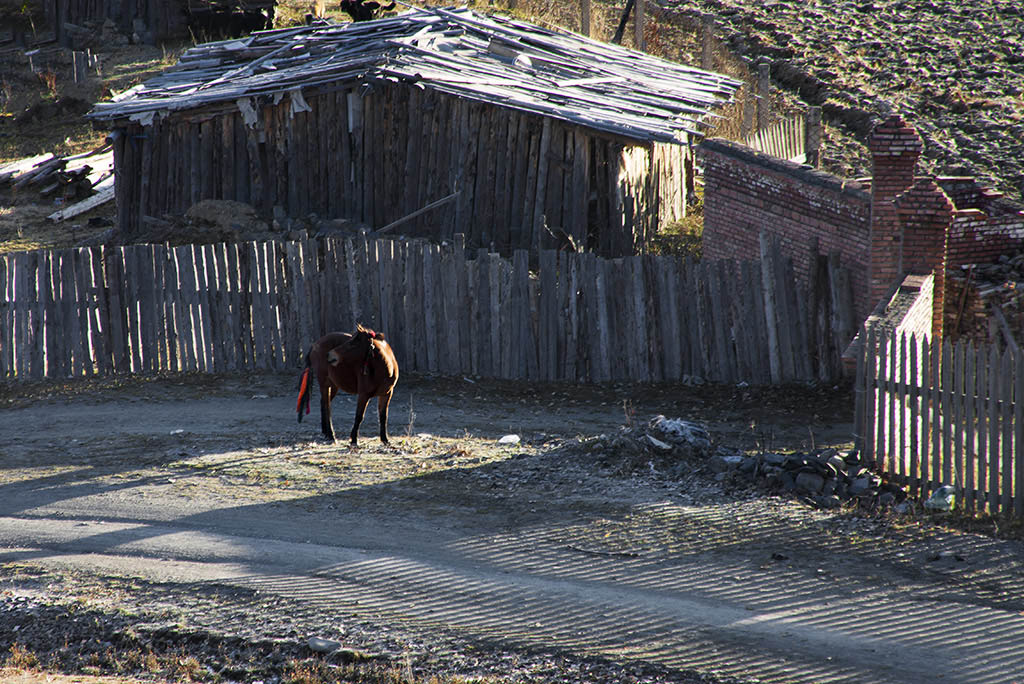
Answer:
356;323;384;341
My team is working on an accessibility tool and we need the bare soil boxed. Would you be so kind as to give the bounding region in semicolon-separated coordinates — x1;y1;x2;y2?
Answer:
2;371;1024;683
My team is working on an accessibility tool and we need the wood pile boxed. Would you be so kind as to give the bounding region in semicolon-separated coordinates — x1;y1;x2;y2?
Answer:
948;251;1024;350
0;144;115;222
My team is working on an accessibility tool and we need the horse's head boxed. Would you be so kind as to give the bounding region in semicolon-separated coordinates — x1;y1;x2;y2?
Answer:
327;324;382;366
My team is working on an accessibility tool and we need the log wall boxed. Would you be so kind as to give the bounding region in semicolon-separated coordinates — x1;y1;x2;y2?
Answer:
110;81;688;257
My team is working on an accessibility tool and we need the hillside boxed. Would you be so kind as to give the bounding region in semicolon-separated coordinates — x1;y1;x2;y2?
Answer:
661;0;1024;203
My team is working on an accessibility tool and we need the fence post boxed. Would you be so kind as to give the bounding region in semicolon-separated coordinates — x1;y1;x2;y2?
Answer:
701;15;714;70
805;106;823;167
758;231;781;383
634;0;645;51
757;59;771;131
580;0;591;37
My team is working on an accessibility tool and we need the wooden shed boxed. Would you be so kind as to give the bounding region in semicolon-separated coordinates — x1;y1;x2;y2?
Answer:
87;7;741;255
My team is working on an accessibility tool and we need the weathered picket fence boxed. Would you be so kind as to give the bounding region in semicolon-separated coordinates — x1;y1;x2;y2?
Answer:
1;233;851;385
855;327;1023;517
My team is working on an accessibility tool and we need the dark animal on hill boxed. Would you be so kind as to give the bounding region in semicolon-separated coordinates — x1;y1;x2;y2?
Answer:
296;325;399;445
339;0;396;22
188;7;273;39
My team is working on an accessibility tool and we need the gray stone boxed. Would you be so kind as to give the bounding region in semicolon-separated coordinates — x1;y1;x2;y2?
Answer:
795;471;825;494
849;476;871;496
815;495;842;509
308;636;341;653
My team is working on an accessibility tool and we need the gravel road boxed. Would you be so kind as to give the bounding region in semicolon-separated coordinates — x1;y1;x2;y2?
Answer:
2;372;1024;683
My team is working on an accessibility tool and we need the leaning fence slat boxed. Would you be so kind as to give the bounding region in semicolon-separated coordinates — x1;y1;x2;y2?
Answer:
917;333;932;492
163;246;181;373
939;340;952;491
75;248;96;376
896;333;908;481
952;340;965;497
872;331;886;469
421;242;439;373
177;246;200;373
88;247;111;376
884;332;896;475
4;255;17;378
987;344;1001;514
56;250;77;377
1015;347;1023;517
248;242;267;370
266;240;286;370
974;343;988;511
1001;348;1014;514
907;334;920;497
963;341;976;512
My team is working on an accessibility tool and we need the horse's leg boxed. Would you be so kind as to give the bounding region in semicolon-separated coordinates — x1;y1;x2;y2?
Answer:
377;390;393;445
320;384;336;442
350;393;371;446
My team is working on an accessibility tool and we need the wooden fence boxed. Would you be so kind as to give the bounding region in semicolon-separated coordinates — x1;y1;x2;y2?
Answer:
1;233;851;385
855;328;1023;517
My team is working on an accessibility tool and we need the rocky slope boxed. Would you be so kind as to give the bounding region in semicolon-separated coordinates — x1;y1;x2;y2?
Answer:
664;0;1024;204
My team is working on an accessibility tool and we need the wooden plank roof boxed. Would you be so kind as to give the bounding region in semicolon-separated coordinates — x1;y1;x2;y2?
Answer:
87;6;742;143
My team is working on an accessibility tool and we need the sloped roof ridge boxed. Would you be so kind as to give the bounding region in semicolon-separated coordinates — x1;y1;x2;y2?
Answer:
87;5;741;143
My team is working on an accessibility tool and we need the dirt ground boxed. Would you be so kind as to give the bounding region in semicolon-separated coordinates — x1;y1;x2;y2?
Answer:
2;371;1024;684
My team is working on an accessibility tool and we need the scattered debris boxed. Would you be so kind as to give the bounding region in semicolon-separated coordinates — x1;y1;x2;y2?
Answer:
924;485;957;512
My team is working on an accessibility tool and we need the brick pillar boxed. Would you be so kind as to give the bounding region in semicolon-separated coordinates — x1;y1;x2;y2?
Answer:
867;115;922;308
894;179;954;340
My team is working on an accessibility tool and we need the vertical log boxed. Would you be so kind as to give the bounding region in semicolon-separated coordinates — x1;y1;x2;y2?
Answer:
759;232;781;383
634;0;645;51
757;59;771;131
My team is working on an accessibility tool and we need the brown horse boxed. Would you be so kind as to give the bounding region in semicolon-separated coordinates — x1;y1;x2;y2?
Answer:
296;325;399;445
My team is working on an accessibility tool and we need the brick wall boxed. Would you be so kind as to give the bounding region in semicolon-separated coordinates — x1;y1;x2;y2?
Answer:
893;178;953;338
943;210;1024;340
895;274;934;341
700;115;1024;348
699;138;872;323
867;116;923;309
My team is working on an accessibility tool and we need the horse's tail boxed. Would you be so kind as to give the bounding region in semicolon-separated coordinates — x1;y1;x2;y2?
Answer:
296;355;312;423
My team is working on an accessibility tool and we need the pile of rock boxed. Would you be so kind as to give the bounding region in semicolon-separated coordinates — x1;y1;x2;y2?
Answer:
576;415;912;512
743;448;908;511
